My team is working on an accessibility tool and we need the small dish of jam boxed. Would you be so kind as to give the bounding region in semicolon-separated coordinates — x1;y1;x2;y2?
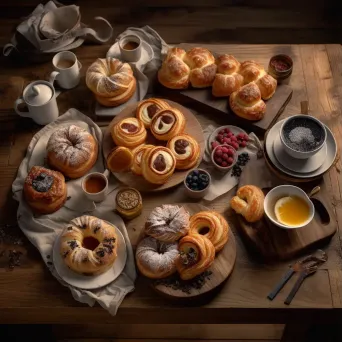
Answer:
268;54;293;83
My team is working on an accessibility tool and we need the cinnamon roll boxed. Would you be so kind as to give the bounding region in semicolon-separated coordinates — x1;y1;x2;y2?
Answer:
150;108;186;141
111;117;147;148
141;146;176;185
189;211;229;253
167;134;200;170
131;144;154;175
176;234;215;280
136;98;170;128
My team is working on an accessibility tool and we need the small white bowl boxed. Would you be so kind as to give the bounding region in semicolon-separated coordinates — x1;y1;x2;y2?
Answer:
280;115;327;160
211;145;238;172
264;185;315;229
184;169;211;199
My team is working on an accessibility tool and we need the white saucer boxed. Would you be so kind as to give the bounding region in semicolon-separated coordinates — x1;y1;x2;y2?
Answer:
266;119;337;179
53;222;127;290
273;132;327;173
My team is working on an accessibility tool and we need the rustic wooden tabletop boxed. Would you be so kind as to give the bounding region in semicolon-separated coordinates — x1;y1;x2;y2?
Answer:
0;43;341;324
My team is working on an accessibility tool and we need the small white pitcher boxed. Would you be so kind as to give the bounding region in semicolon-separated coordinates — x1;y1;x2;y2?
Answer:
14;80;59;125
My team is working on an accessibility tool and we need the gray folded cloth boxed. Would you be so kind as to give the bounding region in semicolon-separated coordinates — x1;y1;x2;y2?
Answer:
12;109;136;315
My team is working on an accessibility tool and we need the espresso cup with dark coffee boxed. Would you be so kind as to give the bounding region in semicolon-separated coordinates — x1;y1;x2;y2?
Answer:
49;51;82;89
280;115;327;159
119;34;142;62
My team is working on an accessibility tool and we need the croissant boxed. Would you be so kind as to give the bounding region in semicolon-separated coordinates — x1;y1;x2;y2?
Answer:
230;185;265;222
229;83;266;121
86;57;136;107
212;55;244;97
136;98;170;128
189;211;229;253
176;234;215;280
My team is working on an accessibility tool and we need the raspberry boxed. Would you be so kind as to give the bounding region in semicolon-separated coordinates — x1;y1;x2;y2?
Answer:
228;132;233;137
221;161;228;167
211;141;219;149
225;128;231;133
227;149;234;156
241;141;247;147
231;136;237;142
223;153;229;161
215;149;223;156
228;157;234;164
215;157;223;164
221;147;228;153
232;142;239;150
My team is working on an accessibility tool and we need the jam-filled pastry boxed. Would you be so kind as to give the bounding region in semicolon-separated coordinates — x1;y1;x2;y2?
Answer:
60;215;118;275
106;146;133;173
145;204;190;242
111;117;147;148
176;234;215;280
230;185;265;222
136;98;170;128
47;125;98;179
141;146;176;185
150;107;186;141
167;133;200;170
131;144;154;175
115;187;143;220
23;166;67;214
136;236;179;279
189;211;229;253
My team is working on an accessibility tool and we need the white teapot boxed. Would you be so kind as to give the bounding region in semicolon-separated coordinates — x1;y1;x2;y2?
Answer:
14;80;59;125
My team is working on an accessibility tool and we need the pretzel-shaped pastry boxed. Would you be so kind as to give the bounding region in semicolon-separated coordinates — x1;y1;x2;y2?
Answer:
176;234;215;280
230;185;265;223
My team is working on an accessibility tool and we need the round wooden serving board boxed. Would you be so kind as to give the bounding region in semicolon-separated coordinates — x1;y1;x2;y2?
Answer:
103;99;205;192
152;203;237;298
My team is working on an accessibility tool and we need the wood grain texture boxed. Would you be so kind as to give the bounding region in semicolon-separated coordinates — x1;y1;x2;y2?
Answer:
152;203;236;298
102;99;204;192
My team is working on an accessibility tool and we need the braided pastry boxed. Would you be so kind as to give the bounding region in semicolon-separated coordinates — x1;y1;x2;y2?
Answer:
111;117;147;148
189;211;229;253
229;83;266;121
176;234;215;280
136;98;170;128
230;185;265;222
212;55;244;97
86;57;136;107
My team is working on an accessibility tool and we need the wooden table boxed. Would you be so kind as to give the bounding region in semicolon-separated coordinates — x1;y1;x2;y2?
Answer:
0;44;342;327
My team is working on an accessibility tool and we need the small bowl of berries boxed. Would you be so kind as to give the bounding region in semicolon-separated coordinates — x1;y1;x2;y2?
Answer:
184;169;211;199
211;144;237;172
210;126;249;152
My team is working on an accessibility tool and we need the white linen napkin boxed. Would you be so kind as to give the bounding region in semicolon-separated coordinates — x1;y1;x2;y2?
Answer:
12;109;136;316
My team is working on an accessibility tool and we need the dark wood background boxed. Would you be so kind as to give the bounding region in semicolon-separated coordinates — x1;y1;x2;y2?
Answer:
0;0;342;46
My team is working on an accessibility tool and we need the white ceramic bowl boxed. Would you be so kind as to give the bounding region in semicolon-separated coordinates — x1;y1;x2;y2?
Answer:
264;185;315;229
211;145;238;172
280;115;327;159
184;169;211;199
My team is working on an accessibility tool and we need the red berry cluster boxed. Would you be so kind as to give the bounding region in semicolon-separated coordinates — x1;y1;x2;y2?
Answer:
213;145;235;168
211;128;249;151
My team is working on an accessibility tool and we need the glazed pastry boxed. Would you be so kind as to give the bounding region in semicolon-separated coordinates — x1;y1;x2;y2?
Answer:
158;47;190;89
47;125;98;179
212;54;244;97
136;236;179;279
230;185;265;222
255;73;277;100
23;166;67;215
60;216;118;275
167;133;200;170
189;211;229;252
106;146;133;173
229;83;266;121
86;57;136;107
115;187;142;220
176;234;215;280
150;108;185;141
183;47;217;88
131;144;154;175
145;204;190;242
136;98;170;128
111;117;147;148
141;146;176;185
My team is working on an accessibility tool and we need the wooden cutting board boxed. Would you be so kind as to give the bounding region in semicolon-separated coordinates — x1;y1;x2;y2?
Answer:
233;158;336;260
151;203;237;299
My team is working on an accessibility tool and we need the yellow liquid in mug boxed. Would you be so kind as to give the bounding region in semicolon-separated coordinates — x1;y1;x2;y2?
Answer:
274;196;310;227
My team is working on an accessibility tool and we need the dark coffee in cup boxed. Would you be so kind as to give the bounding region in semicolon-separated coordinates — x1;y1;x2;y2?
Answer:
123;41;140;50
282;117;325;152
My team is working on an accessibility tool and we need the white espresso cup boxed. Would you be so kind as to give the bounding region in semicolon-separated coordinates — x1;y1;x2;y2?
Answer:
82;171;109;203
49;51;82;89
119;34;142;62
14;80;59;125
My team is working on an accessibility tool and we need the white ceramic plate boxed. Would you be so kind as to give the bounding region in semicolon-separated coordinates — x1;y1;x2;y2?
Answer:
266;119;337;178
273;132;327;173
207;125;248;152
53;223;127;290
